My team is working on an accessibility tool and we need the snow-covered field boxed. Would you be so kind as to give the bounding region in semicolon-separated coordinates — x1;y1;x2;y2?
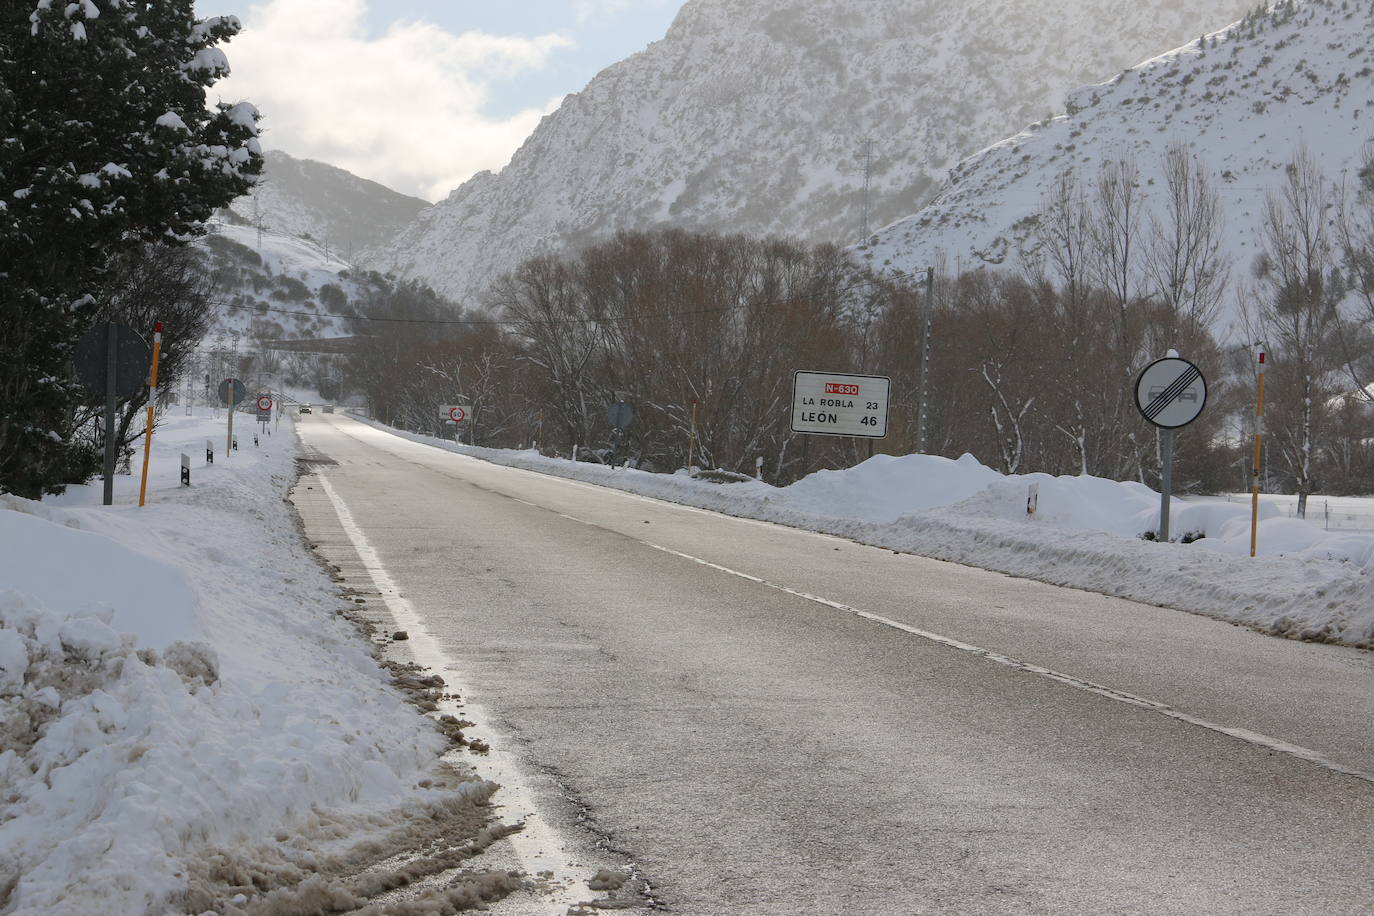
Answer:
362;418;1374;651
0;412;502;914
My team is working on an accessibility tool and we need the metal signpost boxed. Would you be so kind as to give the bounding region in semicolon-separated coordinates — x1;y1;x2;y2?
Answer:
1134;355;1208;543
74;321;151;506
790;371;890;439
219;378;247;457
606;394;635;465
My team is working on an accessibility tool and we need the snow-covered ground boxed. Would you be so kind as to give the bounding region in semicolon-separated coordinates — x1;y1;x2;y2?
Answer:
0;411;504;914
362;418;1374;650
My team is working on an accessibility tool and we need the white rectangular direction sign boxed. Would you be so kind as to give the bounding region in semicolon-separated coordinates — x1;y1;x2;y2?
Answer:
791;371;890;438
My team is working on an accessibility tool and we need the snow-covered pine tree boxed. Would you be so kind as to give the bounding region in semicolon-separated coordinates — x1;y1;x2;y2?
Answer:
0;0;262;497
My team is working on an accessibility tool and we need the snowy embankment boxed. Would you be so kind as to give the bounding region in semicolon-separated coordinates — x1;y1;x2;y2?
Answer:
366;420;1374;650
0;412;490;914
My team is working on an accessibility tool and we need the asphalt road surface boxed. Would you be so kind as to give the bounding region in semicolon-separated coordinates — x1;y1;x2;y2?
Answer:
293;414;1374;915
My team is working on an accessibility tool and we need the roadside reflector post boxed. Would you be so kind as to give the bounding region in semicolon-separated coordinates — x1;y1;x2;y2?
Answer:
1027;482;1040;516
138;321;164;507
232;435;238;452
1250;348;1266;557
756;456;764;481
206;439;213;464
180;453;191;487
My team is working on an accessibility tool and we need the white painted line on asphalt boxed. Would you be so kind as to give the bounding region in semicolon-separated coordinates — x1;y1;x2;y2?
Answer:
334;418;1374;785
314;473;599;914
642;541;1374;787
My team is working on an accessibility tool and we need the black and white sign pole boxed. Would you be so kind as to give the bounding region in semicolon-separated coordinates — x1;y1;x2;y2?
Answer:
1135;353;1208;543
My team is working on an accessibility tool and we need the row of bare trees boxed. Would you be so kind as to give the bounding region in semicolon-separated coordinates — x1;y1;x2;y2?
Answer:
343;141;1374;499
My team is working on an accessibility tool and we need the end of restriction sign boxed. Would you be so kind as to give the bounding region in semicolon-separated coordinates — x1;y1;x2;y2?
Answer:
1134;357;1208;430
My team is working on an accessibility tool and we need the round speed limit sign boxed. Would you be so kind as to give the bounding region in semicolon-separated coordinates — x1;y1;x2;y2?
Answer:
256;395;273;412
449;406;467;423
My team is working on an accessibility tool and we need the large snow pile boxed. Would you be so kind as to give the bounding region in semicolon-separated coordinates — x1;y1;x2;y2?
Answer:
365;421;1374;650
0;412;455;914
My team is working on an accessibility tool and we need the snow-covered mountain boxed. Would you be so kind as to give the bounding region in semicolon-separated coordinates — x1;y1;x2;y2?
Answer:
198;220;360;341
864;0;1374;325
227;151;427;261
371;0;1252;306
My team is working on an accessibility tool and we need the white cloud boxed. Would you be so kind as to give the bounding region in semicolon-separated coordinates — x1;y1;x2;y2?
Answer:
214;0;570;201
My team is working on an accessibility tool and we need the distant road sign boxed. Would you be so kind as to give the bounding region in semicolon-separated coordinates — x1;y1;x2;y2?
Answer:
440;404;471;423
1135;358;1207;429
607;401;634;430
256;395;273;412
791;371;890;438
218;378;247;407
74;322;150;399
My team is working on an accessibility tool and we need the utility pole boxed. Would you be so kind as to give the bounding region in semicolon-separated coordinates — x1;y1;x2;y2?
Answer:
917;267;934;453
253;196;263;250
859;138;877;239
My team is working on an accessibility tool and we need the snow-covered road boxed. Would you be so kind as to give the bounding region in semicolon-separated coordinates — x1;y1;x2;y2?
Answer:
296;414;1374;915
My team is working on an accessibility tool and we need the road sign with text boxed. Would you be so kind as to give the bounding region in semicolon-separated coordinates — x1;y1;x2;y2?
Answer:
791;371;890;438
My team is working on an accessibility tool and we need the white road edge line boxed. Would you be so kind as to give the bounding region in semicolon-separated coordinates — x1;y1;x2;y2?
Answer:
314;473;599;913
341;420;1374;786
641;541;1374;787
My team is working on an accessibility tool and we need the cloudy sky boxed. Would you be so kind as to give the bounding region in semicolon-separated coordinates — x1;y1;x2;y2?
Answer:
213;0;685;202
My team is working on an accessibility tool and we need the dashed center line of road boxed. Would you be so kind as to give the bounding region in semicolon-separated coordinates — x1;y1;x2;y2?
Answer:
516;495;1374;787
326;418;1374;786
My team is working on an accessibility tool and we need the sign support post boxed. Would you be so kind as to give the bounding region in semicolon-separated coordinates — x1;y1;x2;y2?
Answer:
1159;429;1175;543
138;321;163;508
103;322;118;506
218;379;246;457
688;400;698;472
1250;349;1266;557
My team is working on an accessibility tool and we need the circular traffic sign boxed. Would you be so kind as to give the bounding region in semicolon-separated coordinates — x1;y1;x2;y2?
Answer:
218;378;247;407
1135;357;1207;429
256;395;273;411
449;406;467;423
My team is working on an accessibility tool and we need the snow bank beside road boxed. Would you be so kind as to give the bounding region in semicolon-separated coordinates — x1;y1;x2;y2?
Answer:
0;412;448;914
362;421;1374;650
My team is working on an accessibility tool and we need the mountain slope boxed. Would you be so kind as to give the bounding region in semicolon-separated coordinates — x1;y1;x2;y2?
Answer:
199;220;360;341
227;151;428;260
371;0;1252;305
864;0;1374;326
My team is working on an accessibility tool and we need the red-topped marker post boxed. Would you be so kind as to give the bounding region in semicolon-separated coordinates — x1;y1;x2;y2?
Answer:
138;321;164;508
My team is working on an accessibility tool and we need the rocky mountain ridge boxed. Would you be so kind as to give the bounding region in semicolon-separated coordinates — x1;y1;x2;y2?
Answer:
370;0;1252;305
863;0;1374;331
